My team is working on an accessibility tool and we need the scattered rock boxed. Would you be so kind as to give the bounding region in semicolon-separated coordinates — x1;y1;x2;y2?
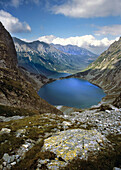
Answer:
16;129;26;137
0;128;11;134
3;162;7;167
113;167;121;170
2;153;16;165
11;162;16;166
3;153;11;163
62;121;72;126
105;110;111;113
0;116;25;122
39;159;50;164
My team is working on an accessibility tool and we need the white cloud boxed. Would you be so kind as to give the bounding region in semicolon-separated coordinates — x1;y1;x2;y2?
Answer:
38;35;56;44
95;25;121;36
52;0;121;18
0;10;31;33
37;35;119;54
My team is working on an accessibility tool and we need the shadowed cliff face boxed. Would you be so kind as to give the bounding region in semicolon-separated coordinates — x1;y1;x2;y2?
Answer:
72;38;121;107
0;22;61;115
0;22;17;69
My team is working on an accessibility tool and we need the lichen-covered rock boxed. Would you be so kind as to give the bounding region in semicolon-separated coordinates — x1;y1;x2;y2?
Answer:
42;129;109;168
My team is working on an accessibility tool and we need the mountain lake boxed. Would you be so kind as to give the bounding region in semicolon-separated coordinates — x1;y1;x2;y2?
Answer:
38;78;106;109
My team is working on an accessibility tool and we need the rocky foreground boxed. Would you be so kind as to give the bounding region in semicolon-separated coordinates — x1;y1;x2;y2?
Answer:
0;103;121;169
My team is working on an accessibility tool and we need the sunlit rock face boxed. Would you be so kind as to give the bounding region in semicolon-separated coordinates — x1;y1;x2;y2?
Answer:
72;38;121;107
42;129;110;169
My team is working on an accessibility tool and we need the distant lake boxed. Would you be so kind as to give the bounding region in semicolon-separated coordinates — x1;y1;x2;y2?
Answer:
38;78;106;109
47;72;71;78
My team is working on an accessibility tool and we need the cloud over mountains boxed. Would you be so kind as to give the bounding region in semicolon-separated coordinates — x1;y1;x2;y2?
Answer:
37;35;118;54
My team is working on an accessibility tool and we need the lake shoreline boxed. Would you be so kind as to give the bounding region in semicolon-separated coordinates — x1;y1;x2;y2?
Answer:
38;77;106;109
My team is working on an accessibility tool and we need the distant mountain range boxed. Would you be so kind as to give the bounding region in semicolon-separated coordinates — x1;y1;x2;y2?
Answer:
13;37;97;77
52;44;96;56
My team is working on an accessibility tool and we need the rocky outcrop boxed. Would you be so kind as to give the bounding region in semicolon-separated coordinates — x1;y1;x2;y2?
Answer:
0;22;61;115
71;37;121;107
0;22;17;69
42;129;109;169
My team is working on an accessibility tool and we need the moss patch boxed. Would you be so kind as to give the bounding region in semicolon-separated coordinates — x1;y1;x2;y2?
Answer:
0;133;24;159
0;105;38;117
0;113;65;161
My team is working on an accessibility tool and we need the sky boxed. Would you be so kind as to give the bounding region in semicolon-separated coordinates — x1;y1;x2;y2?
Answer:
0;0;121;54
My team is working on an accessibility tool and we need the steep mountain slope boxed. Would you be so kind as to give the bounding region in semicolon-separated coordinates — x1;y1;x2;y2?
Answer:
72;37;121;107
0;22;61;115
13;37;97;76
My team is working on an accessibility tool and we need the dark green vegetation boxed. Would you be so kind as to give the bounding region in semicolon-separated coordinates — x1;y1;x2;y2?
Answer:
0;105;38;117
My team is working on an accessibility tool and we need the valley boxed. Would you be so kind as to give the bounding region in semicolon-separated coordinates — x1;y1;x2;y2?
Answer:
13;37;97;78
0;21;121;170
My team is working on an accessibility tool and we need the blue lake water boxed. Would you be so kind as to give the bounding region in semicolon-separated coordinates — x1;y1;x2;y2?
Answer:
38;78;106;109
